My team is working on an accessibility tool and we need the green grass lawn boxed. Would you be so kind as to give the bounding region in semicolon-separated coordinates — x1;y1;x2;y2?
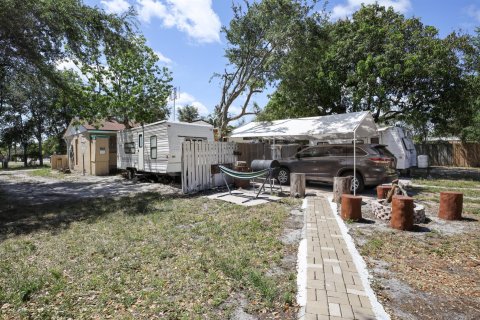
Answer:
409;178;480;216
0;163;50;171
0;194;299;319
412;178;480;189
27;167;64;179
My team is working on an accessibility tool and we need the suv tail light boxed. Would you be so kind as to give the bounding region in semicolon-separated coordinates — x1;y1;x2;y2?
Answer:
369;157;394;164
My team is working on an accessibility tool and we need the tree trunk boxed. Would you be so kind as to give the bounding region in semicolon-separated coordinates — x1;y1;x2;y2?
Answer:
38;137;43;166
390;195;414;231
7;144;11;161
332;176;352;203
341;194;362;221
290;173;306;198
438;192;463;220
23;142;28;167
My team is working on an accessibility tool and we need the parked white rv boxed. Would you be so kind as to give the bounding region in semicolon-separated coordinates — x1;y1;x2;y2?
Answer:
375;126;417;170
117;121;214;177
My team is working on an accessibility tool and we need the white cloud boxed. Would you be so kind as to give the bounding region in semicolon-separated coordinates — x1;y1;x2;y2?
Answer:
56;59;88;81
56;59;80;72
101;0;130;14
154;51;173;64
169;91;209;116
137;0;221;43
466;5;480;22
331;0;411;20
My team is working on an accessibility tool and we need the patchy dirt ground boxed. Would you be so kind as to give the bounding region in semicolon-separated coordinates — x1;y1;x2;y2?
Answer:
0;169;181;206
347;187;480;320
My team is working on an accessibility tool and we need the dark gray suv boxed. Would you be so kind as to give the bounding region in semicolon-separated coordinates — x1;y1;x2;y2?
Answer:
276;144;397;191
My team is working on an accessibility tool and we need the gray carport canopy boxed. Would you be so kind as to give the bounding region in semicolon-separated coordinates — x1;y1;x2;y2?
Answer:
231;111;378;141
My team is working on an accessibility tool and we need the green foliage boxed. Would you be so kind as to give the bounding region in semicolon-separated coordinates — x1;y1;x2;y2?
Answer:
80;35;173;127
261;4;472;138
215;0;319;136
178;105;199;123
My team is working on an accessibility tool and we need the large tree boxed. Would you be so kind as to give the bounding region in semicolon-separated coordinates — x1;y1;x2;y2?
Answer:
0;0;133;88
261;4;467;132
80;35;173;127
214;0;320;137
0;0;135;164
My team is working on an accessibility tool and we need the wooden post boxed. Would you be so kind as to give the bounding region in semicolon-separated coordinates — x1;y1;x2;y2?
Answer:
390;195;414;231
377;185;393;199
290;173;306;198
332;176;352;203
439;192;463;220
341;195;362;221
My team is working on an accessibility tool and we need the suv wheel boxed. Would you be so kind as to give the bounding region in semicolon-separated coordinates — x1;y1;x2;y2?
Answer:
277;167;290;185
341;171;364;192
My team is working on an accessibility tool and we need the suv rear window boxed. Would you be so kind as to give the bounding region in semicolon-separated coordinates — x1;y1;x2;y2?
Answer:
345;146;368;156
297;147;328;158
374;146;395;157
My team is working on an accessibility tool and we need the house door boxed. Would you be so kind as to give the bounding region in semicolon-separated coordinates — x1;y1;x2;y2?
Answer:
138;133;144;171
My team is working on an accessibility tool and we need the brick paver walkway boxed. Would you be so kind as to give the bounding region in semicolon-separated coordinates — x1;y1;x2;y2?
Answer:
304;197;378;320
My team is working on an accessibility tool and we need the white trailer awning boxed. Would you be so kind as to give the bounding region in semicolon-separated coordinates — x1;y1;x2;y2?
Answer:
231;111;378;140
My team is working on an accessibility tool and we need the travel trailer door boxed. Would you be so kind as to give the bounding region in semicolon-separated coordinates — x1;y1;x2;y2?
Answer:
138;132;144;171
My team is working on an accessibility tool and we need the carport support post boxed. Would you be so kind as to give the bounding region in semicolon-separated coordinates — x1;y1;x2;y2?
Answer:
353;129;356;196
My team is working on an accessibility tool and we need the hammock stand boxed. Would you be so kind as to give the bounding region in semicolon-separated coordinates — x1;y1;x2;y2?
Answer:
218;165;274;199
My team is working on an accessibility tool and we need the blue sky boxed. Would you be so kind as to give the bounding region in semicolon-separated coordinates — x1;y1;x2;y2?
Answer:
81;0;480;121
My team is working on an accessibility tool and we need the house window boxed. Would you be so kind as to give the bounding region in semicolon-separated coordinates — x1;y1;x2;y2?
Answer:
150;136;157;159
139;134;143;148
124;142;135;154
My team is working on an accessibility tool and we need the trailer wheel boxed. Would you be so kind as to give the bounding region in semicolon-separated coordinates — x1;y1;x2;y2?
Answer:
127;169;135;180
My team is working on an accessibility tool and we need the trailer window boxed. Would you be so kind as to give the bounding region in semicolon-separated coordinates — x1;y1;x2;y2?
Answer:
150;136;157;159
124;142;135;154
138;134;143;148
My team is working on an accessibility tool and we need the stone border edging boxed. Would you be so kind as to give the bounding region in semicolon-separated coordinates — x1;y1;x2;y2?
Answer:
296;199;308;317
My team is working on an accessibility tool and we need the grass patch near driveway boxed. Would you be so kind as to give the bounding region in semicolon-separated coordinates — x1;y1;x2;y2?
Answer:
351;176;480;318
27;168;64;179
412;178;480;189
0;194;299;319
409;178;480;216
353;229;480;319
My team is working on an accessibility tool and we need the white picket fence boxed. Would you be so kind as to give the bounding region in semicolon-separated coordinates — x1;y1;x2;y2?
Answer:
181;141;236;193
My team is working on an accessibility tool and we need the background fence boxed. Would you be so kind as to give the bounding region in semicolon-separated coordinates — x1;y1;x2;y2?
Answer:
181;141;236;193
415;142;480;167
235;143;300;166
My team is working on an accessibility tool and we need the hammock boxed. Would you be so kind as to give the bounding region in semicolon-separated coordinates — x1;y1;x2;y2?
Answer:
218;165;273;198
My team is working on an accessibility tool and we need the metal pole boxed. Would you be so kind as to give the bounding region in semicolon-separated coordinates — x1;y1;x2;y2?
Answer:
82;153;85;176
353;130;356;196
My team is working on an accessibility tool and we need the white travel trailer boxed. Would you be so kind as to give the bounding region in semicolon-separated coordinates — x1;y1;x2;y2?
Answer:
117;121;214;177
375;126;417;170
